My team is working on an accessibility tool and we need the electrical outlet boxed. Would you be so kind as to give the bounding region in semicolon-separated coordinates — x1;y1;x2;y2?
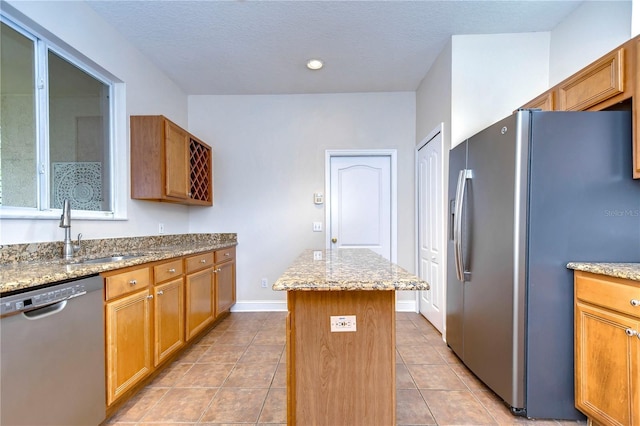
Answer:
313;222;322;232
158;223;165;234
330;315;357;332
261;278;268;288
313;250;323;260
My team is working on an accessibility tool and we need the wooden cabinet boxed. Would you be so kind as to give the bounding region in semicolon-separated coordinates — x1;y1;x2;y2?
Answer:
520;35;639;178
214;247;236;316
105;268;152;406
130;115;213;205
574;271;640;426
185;252;215;340
153;259;184;366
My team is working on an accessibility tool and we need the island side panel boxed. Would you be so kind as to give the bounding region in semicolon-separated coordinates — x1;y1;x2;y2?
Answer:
287;290;396;426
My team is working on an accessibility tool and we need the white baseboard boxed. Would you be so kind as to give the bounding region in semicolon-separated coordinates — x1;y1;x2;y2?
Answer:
231;299;418;313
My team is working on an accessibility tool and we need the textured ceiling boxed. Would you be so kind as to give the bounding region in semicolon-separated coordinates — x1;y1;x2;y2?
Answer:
86;0;584;95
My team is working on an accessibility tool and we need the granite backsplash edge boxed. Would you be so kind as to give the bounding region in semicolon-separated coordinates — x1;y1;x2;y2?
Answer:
0;233;237;264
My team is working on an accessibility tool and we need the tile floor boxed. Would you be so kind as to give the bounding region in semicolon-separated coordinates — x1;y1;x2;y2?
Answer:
106;311;587;426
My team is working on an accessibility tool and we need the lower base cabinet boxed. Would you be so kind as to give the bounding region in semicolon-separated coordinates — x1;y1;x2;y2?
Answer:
574;271;640;426
104;247;236;410
105;287;152;406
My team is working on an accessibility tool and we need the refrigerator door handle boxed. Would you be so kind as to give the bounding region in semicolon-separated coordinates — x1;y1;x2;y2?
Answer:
454;169;472;281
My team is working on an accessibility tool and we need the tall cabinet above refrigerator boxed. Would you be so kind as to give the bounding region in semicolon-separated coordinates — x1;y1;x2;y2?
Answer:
446;109;640;419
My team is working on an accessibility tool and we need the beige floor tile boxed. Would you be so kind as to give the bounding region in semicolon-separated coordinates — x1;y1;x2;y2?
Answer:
106;387;169;423
223;362;278;388
396;388;436;425
215;330;258;345
200;387;269;423
175;362;235;388
238;344;284;364
253;329;287;345
451;363;489;391
271;363;287;388
396;363;417;389
198;344;247;363
149;362;193;387
258;388;287;424
421;389;496;425
397;344;447;364
140;387;217;422
408;364;468;390
178;343;211;363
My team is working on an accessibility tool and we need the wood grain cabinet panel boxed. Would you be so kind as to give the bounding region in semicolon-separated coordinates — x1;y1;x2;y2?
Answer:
574;271;640;426
185;267;215;340
558;48;625;111
214;257;235;316
154;277;184;366
130;115;212;205
521;90;555;111
105;289;152;406
635;38;640;179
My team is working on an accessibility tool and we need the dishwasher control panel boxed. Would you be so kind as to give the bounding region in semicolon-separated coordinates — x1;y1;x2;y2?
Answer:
0;283;87;316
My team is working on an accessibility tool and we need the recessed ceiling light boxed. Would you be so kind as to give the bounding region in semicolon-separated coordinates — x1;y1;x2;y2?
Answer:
306;59;323;70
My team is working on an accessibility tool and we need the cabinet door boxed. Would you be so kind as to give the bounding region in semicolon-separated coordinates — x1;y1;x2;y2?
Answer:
106;289;152;406
185;268;214;340
215;260;235;316
575;302;640;426
154;278;185;366
164;119;189;199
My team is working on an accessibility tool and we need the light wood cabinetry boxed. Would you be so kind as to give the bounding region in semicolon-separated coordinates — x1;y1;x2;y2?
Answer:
103;247;236;410
105;268;152;406
153;259;184;366
130;115;213;205
185;251;215;340
214;247;236;316
574;271;640;426
287;290;396;425
520;36;639;179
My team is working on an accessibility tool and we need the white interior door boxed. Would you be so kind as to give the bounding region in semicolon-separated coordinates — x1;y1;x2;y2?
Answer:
417;130;444;332
327;153;394;261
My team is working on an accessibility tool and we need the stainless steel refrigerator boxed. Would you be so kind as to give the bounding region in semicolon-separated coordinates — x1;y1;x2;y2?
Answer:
446;109;640;419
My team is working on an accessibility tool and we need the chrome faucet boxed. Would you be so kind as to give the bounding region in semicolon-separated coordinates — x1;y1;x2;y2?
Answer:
60;199;82;260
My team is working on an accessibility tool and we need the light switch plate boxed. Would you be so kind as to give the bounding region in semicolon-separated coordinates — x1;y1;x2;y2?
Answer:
330;315;357;332
313;250;323;260
313;222;322;232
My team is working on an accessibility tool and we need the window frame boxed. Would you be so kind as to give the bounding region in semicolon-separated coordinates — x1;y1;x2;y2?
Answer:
0;13;127;221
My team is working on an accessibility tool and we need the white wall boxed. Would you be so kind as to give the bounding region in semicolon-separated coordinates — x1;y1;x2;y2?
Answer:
634;0;640;36
450;32;550;147
188;93;417;311
0;1;191;245
549;0;632;86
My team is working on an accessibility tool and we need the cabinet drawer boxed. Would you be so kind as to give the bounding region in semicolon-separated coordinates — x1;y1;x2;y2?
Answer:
185;252;214;273
575;271;640;318
215;246;235;263
154;259;183;283
558;48;625;111
105;268;150;300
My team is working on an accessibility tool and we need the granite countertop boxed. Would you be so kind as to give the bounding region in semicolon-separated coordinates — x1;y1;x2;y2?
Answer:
273;248;430;291
0;233;237;295
567;262;640;282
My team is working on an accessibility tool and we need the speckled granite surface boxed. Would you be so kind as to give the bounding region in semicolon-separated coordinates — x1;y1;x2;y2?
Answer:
0;233;236;294
273;249;429;291
567;262;640;282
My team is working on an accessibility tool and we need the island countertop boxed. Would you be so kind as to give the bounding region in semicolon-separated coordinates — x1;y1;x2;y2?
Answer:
567;262;640;282
273;248;430;291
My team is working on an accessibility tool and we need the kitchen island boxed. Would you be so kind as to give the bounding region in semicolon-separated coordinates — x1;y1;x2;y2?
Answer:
273;249;429;426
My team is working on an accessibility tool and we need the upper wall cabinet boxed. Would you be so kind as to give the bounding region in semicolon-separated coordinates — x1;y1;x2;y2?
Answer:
521;36;638;179
130;115;213;206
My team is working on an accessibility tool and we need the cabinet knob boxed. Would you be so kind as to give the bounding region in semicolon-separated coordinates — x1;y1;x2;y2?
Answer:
624;328;638;337
630;299;640;307
157;290;164;296
168;268;176;273
146;295;153;300
129;279;137;286
200;259;207;264
213;268;221;273
225;252;230;257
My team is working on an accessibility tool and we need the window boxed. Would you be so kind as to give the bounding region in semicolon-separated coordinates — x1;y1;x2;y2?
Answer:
0;16;119;218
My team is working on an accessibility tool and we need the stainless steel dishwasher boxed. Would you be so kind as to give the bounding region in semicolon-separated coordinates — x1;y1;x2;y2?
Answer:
0;275;106;426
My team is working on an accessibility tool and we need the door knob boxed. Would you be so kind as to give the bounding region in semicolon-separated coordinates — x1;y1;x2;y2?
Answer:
331;238;337;243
